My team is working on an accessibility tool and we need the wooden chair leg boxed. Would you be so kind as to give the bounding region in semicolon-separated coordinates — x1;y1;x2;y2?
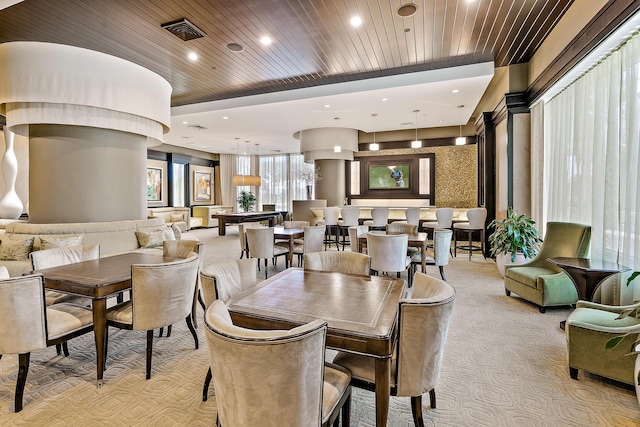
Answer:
167;324;172;337
342;391;351;427
429;388;436;408
55;343;62;356
411;395;424;427
439;266;446;281
15;353;30;412
158;327;164;337
146;330;154;380
62;341;69;357
203;367;213;401
186;315;199;349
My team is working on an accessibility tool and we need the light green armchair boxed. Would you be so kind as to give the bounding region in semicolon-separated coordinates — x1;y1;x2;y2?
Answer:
566;300;640;385
504;222;591;312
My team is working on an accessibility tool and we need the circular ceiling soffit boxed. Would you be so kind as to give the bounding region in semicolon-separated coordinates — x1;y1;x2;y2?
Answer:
226;43;244;52
397;3;417;18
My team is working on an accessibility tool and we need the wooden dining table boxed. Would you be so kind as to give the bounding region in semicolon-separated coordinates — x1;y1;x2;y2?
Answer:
226;268;406;427
273;226;304;265
35;252;177;387
358;230;429;273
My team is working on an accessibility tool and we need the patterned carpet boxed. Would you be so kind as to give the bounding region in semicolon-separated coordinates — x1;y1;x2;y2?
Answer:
2;226;639;426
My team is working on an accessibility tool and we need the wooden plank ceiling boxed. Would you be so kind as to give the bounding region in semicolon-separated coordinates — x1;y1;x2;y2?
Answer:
0;0;573;107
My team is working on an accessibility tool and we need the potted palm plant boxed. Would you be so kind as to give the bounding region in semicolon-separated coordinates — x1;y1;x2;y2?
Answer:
488;207;543;277
237;190;256;212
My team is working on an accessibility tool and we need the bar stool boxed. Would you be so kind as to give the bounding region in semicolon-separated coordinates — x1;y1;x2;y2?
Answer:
392;207;420;226
322;207;341;250
363;207;389;230
422;208;453;235
453;208;487;260
338;206;360;250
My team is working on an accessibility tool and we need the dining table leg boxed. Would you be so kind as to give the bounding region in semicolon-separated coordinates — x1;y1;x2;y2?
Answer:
421;242;426;273
288;237;294;266
374;357;391;427
92;298;107;388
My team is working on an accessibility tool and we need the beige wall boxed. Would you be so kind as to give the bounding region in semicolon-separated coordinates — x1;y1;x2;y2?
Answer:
513;113;532;216
495;120;508;219
315;159;346;206
29;125;147;223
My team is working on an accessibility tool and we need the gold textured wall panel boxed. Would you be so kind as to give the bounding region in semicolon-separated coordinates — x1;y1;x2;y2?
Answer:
357;145;477;208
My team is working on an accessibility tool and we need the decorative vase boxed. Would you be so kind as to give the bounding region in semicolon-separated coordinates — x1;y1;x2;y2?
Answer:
0;128;23;219
496;252;529;277
306;184;312;200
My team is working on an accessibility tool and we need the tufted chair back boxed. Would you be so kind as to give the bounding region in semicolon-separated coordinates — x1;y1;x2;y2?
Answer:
204;300;329;427
130;254;199;331
200;258;259;305
304;251;371;276
395;273;456;397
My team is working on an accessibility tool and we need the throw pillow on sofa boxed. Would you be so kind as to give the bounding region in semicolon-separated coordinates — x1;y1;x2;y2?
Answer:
40;235;84;250
170;213;184;223
163;226;176;241
0;237;35;261
135;230;165;248
171;223;182;239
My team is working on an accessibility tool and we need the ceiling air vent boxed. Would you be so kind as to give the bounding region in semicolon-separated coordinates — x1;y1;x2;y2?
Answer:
161;18;205;41
188;124;207;130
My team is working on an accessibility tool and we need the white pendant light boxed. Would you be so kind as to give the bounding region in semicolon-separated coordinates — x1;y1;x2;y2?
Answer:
411;109;421;148
455;105;466;145
369;113;379;151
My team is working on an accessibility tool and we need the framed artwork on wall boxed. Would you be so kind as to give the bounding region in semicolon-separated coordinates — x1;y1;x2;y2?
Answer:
368;164;410;189
146;159;168;207
194;171;211;202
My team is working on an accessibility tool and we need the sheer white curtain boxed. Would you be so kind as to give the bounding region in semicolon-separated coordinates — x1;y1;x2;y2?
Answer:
219;154;236;209
544;31;640;302
258;154;313;211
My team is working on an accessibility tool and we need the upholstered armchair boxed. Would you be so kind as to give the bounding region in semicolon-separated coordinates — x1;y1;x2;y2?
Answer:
566;300;640;385
411;229;453;281
105;254;200;379
30;244;100;306
504;222;591;313
204;300;351;427
304;251;371;276
332;272;455;426
238;222;266;259
0;273;93;412
199;257;259;401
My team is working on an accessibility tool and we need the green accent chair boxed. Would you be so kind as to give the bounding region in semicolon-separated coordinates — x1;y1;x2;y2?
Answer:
504;222;591;313
566;300;640;385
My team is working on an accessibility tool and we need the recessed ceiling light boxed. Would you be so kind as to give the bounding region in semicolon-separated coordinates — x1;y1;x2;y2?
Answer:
260;36;272;45
324;104;330;108
452;89;459;93
188;52;198;61
226;43;244;52
397;3;418;18
182;121;188;125
222;116;228;120
381;98;388;101
350;16;362;27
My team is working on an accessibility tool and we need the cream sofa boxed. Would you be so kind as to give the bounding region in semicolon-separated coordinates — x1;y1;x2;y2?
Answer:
192;205;235;228
0;217;175;277
147;207;191;231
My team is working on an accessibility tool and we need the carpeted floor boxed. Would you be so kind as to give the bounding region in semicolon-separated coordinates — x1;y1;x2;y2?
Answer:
2;226;640;426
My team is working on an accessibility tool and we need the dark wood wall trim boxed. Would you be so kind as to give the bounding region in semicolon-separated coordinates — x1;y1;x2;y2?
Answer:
528;0;640;103
477;112;496;257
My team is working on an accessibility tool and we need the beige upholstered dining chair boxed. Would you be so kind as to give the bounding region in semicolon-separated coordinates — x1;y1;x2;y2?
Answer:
160;240;205;334
304;251;371;276
348;225;369;253
245;227;289;279
333;272;456;427
238;222;266;259
387;222;419;255
364;207;390;230
293;225;326;267
204;300;352;427
105;254;200;379
276;220;310;247
453;207;487;260
30;244;100;306
410;229;453;281
367;232;412;285
200;257;259;401
338;206;361;250
0;273;94;412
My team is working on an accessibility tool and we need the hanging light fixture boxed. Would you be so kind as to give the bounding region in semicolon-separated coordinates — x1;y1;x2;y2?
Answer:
333;117;342;152
251;143;262;186
369;113;379;151
411;109;421;148
455;105;466;145
232;139;261;186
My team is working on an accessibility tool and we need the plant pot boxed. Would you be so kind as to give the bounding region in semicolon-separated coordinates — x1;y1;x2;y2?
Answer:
495;252;529;277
